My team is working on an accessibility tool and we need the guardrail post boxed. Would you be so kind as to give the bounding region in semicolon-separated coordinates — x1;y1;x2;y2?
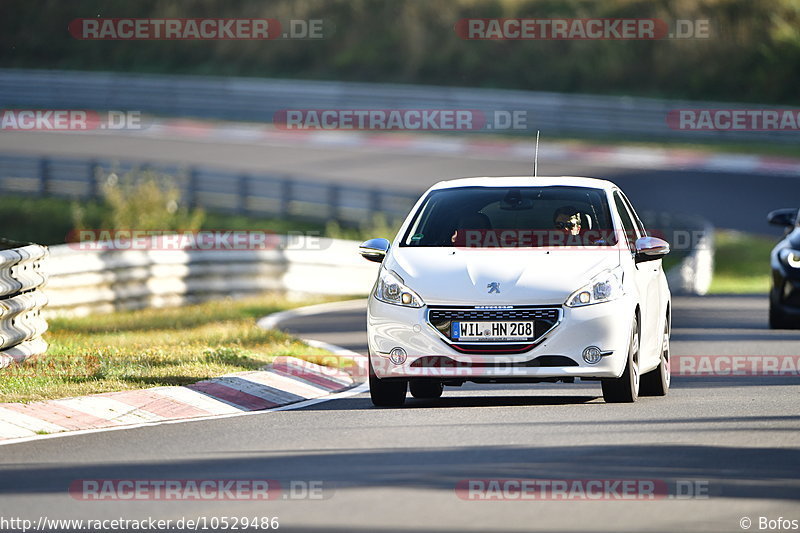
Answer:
237;174;249;214
38;157;49;196
187;168;198;208
328;184;340;221
89;159;101;199
280;178;292;218
369;189;382;219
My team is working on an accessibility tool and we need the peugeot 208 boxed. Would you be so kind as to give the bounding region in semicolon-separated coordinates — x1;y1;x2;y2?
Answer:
359;177;671;406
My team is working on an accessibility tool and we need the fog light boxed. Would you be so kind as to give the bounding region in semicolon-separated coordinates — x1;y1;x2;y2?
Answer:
582;346;603;364
389;347;407;365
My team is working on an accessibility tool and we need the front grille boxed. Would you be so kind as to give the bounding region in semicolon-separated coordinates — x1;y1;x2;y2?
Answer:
427;306;561;352
428;308;560;322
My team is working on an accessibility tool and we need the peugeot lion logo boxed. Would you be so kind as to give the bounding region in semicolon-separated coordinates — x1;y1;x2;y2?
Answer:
487;282;500;294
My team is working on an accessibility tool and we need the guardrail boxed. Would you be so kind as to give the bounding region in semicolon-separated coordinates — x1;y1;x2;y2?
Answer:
0;153;419;226
0;240;48;368
1;68;797;143
45;237;379;317
643;213;714;296
44;221;712;320
665;221;715;296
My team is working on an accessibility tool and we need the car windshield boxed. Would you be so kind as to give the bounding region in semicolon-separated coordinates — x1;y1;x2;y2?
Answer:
401;185;616;247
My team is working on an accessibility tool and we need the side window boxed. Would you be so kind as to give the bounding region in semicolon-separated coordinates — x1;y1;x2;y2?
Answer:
618;191;647;236
613;192;639;250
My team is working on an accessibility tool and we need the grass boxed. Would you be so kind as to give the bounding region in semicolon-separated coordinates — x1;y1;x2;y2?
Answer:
708;230;777;294
0;294;353;404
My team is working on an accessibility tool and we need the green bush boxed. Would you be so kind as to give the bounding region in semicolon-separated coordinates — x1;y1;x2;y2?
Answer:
91;170;204;232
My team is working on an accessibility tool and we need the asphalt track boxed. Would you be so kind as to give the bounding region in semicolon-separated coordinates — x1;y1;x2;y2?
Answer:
0;129;797;235
0;128;798;532
0;295;798;533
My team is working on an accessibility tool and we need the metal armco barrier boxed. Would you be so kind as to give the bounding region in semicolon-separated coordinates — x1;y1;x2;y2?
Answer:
1;68;797;143
43;222;711;320
0;153;418;226
0;241;48;368
642;211;714;296
665;222;715;296
45;237;379;317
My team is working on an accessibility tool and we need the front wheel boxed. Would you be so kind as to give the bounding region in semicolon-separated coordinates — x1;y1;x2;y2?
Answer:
769;303;797;329
369;356;407;407
640;314;670;396
602;317;640;403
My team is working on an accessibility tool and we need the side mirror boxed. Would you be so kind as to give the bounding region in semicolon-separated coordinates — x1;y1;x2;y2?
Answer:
634;236;669;263
359;238;390;263
767;208;798;228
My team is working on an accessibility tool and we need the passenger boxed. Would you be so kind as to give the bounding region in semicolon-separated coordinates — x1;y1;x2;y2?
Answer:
552;205;604;245
553;205;583;236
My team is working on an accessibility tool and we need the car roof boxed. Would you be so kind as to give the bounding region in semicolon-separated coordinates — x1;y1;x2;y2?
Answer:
428;176;618;191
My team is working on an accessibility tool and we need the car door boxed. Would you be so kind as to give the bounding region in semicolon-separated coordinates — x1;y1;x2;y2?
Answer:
613;191;662;367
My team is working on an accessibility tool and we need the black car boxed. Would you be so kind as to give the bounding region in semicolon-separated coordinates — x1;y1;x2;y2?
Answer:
768;207;800;329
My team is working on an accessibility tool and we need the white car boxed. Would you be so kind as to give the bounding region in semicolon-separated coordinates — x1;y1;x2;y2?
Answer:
359;176;671;406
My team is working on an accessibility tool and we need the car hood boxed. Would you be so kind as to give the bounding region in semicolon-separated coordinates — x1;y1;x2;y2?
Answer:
386;247;621;306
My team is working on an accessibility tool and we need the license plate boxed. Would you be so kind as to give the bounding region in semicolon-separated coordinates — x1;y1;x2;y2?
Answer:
451;321;535;341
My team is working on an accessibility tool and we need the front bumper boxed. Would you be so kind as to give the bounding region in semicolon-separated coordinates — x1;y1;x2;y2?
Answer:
367;295;635;380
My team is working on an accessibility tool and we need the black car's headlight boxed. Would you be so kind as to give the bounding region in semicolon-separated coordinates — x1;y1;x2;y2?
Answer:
374;269;424;308
779;249;800;269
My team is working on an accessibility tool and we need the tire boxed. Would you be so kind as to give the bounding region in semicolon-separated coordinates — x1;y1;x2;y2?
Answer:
602;317;640;403
369;356;407;407
640;314;670;397
409;380;443;399
769;303;797;329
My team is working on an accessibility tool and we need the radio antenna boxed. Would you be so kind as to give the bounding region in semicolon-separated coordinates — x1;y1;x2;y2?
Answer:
533;130;540;177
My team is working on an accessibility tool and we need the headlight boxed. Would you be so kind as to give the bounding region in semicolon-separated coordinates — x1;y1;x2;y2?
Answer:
779;249;800;269
565;267;624;307
374;269;424;307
